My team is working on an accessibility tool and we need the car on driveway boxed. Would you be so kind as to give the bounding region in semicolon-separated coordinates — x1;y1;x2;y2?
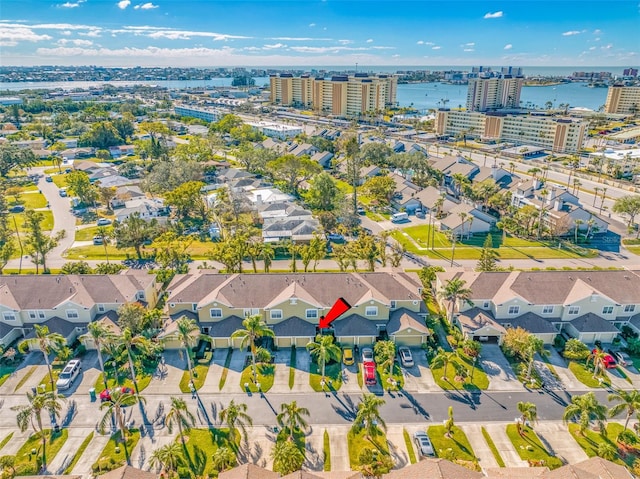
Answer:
100;387;134;402
593;349;616;368
97;218;112;226
327;233;345;242
9;205;25;213
45;175;53;183
363;361;377;386
414;431;434;456
608;349;631;367
361;347;374;363
398;347;414;367
343;347;354;366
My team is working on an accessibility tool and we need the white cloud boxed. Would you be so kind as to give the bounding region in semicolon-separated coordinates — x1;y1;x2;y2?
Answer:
117;0;131;9
594;37;601;42
124;27;249;41
589;46;597;50
0;40;18;46
263;43;286;50
57;38;93;46
0;25;52;43
504;44;512;50
60;0;86;8
602;43;613;50
82;29;102;37
338;39;352;45
483;11;503;19
562;30;582;36
593;29;602;35
463;48;474;52
392;54;400;58
366;38;373;43
416;40;424;45
308;23;316;27
134;2;158;9
270;37;330;41
61;30;72;35
465;42;475;46
289;45;391;53
432;46;441;50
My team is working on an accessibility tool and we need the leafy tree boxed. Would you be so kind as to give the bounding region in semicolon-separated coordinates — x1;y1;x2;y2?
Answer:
437;278;473;321
23;210;65;274
12;391;65;469
149;443;185;474
271;438;305;475
587;348;609;379
230;124;264;143
98;187;116;211
0;185;15;274
374;340;396;378
444;406;455;437
417;265;444;301
112;115;135;142
117;303;148;335
113;213;160;259
211;446;237;473
308;135;335;153
360;142;393;167
83;321;113;391
220;399;253;442
152;232;192;277
562;338;590;360
116;327;151;394
173;136;215;163
166;396;196;447
0;143;37;178
267;154;322;194
563;392;607;435
353;393;386;440
94;262;126;274
362;176;396;206
210;114;243;134
79;121;122;149
339;134;362;214
231;315;275;381
142;159;204;194
306;335;341;381
613;195;640;231
502;327;544;380
174;317;200;384
356;447;394;478
165;181;208;224
352;233;380;272
61;261;93;274
234;144;277;173
476;234;498;271
277;401;310;441
608;389;640;431
63;171;97;208
305;172;343;211
98;388;142;441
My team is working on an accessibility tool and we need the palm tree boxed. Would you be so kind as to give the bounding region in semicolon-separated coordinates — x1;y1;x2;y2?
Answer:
260;243;275;273
271;438;305;475
98;388;143;444
84;321;113;391
437;278;473;321
306;335;342;381
149;442;185;474
431;348;457;380
374;340;396;379
353;393;386;441
118;327;150;394
231;315;275;381
277;401;310;441
587;349;608;379
174;317;200;385
12;391;65;469
516;401;538;435
597;443;618;461
608;389;640;431
165;396;196;447
211;446;236;473
563;392;607;435
32;324;65;392
220;400;253;442
444;406;455;437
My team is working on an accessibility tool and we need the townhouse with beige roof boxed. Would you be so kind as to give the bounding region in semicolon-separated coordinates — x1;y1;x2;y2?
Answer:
435;270;640;345
0;272;159;349
163;272;429;349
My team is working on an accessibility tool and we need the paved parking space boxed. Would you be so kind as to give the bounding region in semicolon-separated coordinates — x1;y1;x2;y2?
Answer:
385;425;411;469
480;344;524;391
459;423;500;472
201;348;230;393
46;427;95;474
340;363;362;393
401;348;439;392
535;421;589;465
482;423;528;467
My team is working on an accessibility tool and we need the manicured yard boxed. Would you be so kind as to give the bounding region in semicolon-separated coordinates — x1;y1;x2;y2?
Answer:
377;363;404;391
347;427;390;469
0;432;14;451
403;428;417;464
505;424;563;469
9;210;54;232
38;364;64;392
180;427;237;477
218;348;233;391
8;192;48;210
14;429;68;475
481;427;505;467
65;245;137;260
622;239;640;256
179;364;210;393
568;361;611;388
52;174;69;188
323;430;331;471
309;361;343;392
94;370;153;393
92;430;140;474
568;423;639;467
75;225;113;241
239;363;275;393
427;425;479;470
502;352;542;388
430;353;489;390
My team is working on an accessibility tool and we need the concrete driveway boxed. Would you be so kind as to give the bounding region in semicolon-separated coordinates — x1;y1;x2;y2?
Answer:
401;348;439;392
480;344;524;391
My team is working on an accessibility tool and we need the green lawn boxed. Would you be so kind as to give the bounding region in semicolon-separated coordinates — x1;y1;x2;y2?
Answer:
0;432;14;451
502;352;543;388
239;363;275;393
75;225;113;241
65;245;137;260
179;363;210;393
63;432;94;474
623;239;640;256
38;364;63;392
218;348;233;391
347;427;390;469
8;192;47;210
309;361;343;392
52;174;69;188
323;430;331;471
377;363;404;391
9;210;54;232
505;424;563;469
180;427;238;477
427;425;479;469
430;354;489;390
13;365;37;392
92;429;140;475
481;427;505;467
14;429;68;475
94;370;152;393
403;428;417;464
568;361;611;388
568;423;635;467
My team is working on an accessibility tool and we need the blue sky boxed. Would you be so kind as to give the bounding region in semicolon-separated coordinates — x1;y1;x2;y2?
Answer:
1;0;638;67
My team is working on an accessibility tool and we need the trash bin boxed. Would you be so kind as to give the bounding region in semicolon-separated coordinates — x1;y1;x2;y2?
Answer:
89;388;96;402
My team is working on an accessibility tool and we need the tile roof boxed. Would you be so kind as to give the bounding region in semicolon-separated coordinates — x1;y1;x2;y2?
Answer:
99;465;158;479
383;458;484;479
218;464;279;479
570;457;633;479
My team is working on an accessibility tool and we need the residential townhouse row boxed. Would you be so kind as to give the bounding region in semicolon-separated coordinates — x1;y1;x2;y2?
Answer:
435;270;640;345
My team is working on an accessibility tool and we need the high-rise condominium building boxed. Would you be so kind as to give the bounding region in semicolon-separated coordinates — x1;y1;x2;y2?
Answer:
604;85;640;114
466;67;524;112
270;73;397;117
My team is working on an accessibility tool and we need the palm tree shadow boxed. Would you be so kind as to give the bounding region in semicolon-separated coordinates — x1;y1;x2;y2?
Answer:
184;444;206;476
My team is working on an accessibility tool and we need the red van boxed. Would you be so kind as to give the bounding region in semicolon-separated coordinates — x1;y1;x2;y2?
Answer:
363;361;377;386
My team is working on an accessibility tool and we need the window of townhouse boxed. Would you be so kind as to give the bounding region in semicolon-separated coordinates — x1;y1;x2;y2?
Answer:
270;310;283;320
365;306;378;317
542;305;554;315
306;309;318;320
3;312;16;321
508;305;520;315
66;309;79;319
210;308;222;319
568;306;580;315
602;306;614;315
624;305;636;313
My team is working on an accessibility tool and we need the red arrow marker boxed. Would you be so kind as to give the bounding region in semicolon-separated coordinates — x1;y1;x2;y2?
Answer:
319;297;351;329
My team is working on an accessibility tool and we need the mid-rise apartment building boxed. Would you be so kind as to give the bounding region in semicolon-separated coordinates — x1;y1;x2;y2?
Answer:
174;105;223;123
466;71;524;111
270;73;397;117
604;85;640;114
435;110;588;153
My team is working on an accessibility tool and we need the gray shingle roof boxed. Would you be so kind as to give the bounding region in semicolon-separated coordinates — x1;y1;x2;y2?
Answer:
568;313;619;333
24;317;86;339
207;315;244;337
272;316;316;337
332;314;382;336
504;313;558;335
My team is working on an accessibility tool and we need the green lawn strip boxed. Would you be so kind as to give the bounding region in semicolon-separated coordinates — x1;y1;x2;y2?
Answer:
616;366;633;384
481;427;505;467
94;372;152;393
356;363;363;389
309;361;343;392
14;429;69;475
91;429;140;475
8;192;47;209
568;361;610;388
9;210;54;232
403;428;417;464
323;430;331;471
540;351;561;380
218;348;233;391
376;363;404;391
502;353;542;388
75;225;113;241
568;423;629;466
239;363;275;393
430;354;489;391
180;427;237;477
38;364;64;392
0;364;18;387
347;428;390;469
52;175;69;188
0;432;14;452
505;424;563;469
289;347;296;390
427;425;479;470
13;365;37;392
63;432;94;474
64;245;136;260
179;364;209;393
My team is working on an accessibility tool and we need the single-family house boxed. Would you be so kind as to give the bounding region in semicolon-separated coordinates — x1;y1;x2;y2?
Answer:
115;198;169;222
390;173;422;213
311;151;334;168
110;185;146;209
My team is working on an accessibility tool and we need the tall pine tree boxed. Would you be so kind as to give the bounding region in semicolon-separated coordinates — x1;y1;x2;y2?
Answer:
476;234;498;271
